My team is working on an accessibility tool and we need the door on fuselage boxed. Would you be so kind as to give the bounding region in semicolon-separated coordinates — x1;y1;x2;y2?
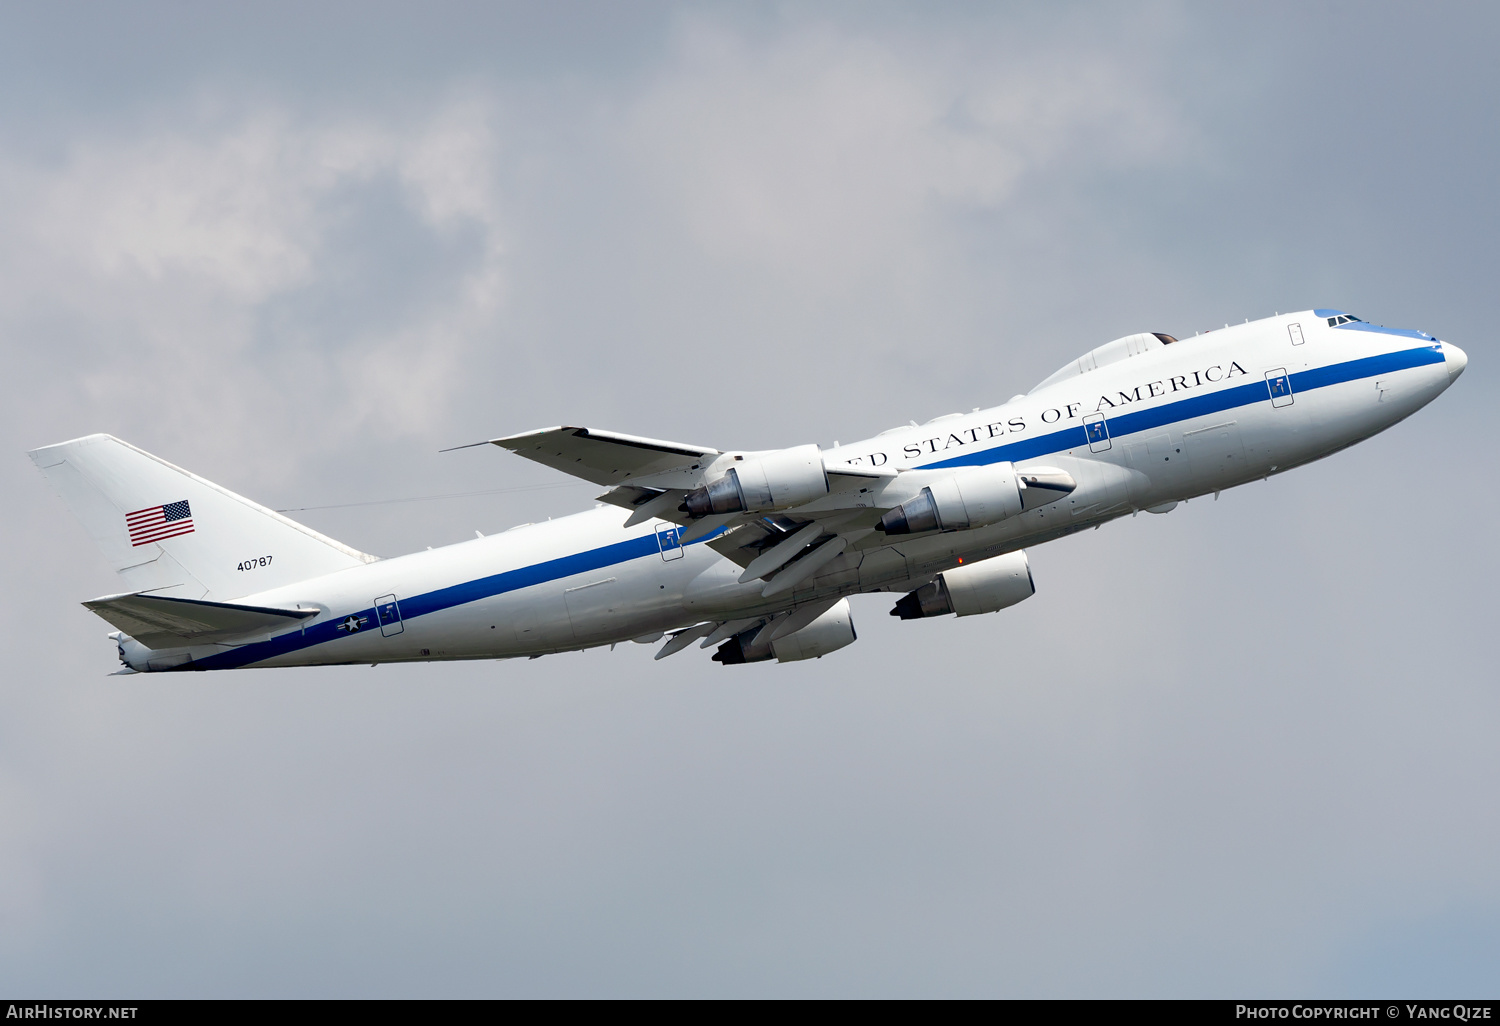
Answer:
1265;368;1295;408
1083;414;1112;453
375;594;404;637
656;523;684;561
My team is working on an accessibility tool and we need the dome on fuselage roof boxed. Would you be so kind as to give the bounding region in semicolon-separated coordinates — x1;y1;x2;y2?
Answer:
1030;331;1178;393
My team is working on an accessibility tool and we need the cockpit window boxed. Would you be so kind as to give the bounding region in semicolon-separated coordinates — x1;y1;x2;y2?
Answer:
1152;333;1178;345
1328;315;1363;326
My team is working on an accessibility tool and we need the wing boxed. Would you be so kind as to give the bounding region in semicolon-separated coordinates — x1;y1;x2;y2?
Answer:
489;425;907;578
486;424;1077;633
84;592;319;648
488;424;898;526
489;426;720;487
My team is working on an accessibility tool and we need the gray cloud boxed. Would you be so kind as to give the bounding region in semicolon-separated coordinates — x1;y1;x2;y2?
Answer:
1;1;1496;996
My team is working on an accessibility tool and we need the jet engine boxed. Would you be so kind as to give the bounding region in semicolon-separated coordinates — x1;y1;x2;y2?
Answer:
713;598;856;664
890;550;1034;619
684;444;830;518
877;464;1074;535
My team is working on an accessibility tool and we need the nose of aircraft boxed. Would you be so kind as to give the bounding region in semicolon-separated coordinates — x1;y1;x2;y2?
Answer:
1444;342;1468;383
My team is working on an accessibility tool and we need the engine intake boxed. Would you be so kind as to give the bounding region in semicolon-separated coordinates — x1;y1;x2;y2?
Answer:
684;444;829;518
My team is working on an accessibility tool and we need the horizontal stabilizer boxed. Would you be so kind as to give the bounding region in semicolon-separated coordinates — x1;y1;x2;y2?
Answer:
490;426;720;486
84;592;319;649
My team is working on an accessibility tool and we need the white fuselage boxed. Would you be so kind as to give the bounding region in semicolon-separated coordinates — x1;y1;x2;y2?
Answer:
124;312;1465;671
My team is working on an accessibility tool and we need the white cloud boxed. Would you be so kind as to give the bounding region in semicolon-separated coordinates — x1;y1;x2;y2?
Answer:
0;97;508;458
2;4;1495;997
50;117;340;301
625;19;1180;284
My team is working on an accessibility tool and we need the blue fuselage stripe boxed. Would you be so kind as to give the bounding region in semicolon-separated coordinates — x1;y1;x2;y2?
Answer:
926;345;1442;470
194;533;670;670
195;345;1443;669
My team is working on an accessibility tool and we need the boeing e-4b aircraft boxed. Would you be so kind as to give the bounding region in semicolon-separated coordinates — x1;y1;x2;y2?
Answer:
30;310;1466;673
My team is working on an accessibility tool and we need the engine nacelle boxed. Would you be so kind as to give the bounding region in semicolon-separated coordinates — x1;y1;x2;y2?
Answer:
684;444;829;518
713;598;857;664
878;464;1076;535
890;550;1034;619
878;463;1022;535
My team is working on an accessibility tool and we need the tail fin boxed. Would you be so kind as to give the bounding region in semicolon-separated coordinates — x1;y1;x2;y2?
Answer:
29;434;376;601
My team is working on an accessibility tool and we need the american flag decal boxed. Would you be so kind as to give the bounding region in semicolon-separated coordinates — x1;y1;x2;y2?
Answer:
127;500;195;547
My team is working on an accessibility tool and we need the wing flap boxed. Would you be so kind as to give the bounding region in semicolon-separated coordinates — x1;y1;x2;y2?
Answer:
84;592;319;648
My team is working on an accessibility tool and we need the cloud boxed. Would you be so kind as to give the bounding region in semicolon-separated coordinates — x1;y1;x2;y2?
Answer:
1;2;1496;998
625;17;1181;285
0;96;508;460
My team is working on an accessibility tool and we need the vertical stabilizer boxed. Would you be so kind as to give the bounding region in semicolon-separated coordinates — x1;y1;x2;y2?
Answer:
28;434;376;601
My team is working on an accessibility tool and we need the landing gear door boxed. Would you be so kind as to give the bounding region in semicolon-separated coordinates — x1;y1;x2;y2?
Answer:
1083;413;1112;453
1266;368;1295;408
375;593;404;636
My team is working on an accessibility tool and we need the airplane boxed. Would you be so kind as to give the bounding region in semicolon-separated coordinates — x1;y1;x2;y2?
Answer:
29;309;1466;673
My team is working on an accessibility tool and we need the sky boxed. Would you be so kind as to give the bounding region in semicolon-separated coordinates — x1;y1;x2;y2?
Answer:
1;1;1497;997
